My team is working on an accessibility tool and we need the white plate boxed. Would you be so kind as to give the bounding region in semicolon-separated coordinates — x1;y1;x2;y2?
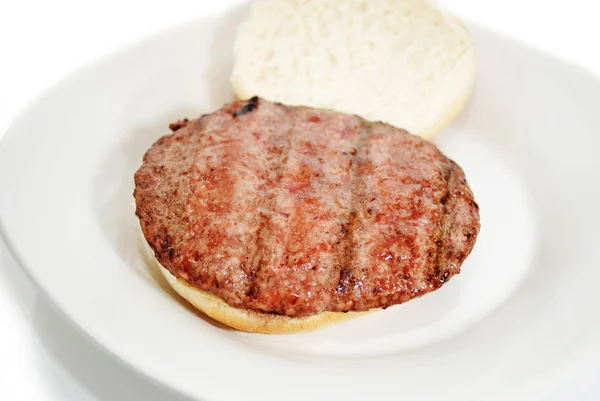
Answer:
1;3;599;401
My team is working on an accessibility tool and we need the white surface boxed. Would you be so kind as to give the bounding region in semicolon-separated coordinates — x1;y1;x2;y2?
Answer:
0;1;599;400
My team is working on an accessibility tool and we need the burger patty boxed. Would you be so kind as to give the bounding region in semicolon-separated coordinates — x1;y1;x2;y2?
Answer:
134;97;480;317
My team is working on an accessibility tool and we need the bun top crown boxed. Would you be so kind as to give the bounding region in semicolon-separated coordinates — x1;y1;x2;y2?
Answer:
230;0;477;138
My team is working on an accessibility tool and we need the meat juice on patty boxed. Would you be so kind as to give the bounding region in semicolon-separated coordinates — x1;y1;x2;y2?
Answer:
134;97;480;317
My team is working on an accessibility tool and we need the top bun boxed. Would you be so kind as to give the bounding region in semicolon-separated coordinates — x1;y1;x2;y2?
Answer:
231;0;477;139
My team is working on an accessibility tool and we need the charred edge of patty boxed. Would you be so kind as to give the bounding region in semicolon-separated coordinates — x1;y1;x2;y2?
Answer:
233;96;259;117
432;163;453;286
435;162;480;286
169;118;190;132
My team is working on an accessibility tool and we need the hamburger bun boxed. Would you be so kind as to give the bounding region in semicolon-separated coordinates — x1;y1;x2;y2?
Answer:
157;260;373;334
230;0;477;138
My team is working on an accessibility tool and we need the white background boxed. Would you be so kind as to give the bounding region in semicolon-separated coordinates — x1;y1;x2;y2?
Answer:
0;1;598;400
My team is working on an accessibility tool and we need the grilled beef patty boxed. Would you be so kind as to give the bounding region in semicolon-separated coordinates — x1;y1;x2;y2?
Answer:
134;97;480;317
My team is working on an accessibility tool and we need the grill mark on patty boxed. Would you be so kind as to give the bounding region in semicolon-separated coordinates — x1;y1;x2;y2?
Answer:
248;106;293;303
337;120;372;296
247;213;268;299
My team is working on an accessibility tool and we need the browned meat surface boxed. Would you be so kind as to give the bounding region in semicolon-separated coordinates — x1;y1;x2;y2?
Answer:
134;97;480;317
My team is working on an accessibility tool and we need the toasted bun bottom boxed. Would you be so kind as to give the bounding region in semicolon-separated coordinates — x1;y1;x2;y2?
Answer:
156;260;374;334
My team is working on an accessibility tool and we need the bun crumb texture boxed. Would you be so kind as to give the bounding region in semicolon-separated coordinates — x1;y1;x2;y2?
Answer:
231;0;477;138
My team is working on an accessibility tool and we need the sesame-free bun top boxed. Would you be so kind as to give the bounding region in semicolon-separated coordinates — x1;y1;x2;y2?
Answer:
230;0;477;138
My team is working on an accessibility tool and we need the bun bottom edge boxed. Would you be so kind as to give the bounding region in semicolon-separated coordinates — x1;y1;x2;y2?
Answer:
156;260;375;334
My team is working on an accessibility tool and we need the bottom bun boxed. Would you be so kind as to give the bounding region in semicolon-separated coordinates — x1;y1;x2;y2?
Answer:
156;261;374;334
